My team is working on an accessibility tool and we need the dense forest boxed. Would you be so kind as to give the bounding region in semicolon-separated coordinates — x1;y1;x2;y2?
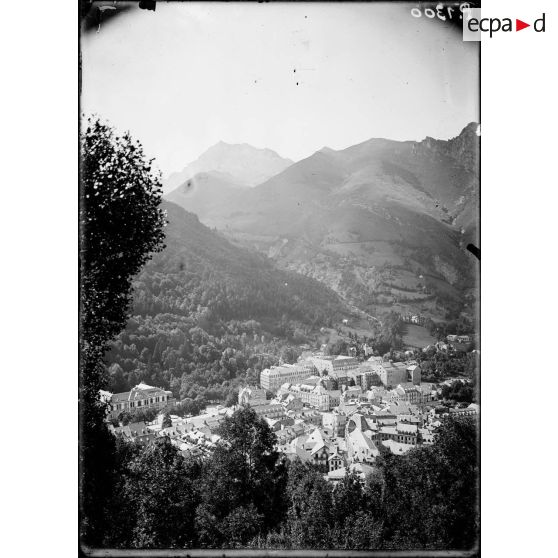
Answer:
103;204;478;402
105;315;309;407
135;202;348;326
102;408;478;551
104;201;350;398
417;350;479;382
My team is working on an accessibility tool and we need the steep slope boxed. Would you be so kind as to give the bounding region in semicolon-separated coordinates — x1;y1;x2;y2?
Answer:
104;200;352;400
221;123;478;237
132;201;349;328
199;124;479;322
165;171;250;223
164;141;293;192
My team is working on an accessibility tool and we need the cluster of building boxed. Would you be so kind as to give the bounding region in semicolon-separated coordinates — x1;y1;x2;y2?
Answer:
237;376;477;484
423;334;478;355
102;351;478;485
244;352;477;482
109;403;235;460
259;354;423;414
259;361;315;391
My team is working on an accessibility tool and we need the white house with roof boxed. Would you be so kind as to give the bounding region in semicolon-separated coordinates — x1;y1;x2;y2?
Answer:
278;376;341;411
292;428;341;471
345;413;380;464
346;428;380;464
105;382;175;420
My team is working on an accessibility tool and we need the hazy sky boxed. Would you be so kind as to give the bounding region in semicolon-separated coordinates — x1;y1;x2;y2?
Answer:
81;2;479;177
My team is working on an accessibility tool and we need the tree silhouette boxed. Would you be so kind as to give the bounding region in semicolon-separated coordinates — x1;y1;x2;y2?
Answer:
80;116;166;545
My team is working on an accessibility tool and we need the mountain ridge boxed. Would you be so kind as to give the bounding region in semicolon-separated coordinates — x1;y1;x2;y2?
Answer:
162;124;479;324
132;200;350;328
164;142;294;193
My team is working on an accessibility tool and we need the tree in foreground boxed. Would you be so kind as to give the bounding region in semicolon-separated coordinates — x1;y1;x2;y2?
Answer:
370;415;478;550
195;407;287;547
161;412;172;429
80;116;166;545
120;437;200;548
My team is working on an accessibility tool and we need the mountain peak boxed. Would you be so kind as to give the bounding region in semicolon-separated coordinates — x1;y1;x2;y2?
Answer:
419;123;479;174
459;122;480;137
164;142;294;192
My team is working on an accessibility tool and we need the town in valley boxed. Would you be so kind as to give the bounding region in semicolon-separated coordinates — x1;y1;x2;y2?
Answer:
102;325;478;482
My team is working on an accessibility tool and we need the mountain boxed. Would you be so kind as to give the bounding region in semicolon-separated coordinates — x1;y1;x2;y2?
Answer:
164;141;293;193
132;200;350;328
165;171;250;224
104;200;352;400
173;124;479;323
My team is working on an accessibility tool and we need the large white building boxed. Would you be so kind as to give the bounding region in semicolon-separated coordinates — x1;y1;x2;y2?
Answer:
105;382;176;420
345;417;381;464
278;376;341;412
260;361;315;391
366;360;422;388
310;355;360;379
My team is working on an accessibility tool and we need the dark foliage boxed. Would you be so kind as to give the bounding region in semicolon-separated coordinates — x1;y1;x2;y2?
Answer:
80;117;166;545
417;350;479;382
194;408;287;547
79;119;478;552
441;380;476;403
103;412;478;551
102;200;350;403
104;314;303;404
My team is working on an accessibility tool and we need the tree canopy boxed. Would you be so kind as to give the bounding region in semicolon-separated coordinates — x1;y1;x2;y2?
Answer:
80;117;166;545
100;411;478;551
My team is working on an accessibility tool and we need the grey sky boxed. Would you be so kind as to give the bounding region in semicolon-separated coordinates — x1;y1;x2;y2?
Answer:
81;2;479;177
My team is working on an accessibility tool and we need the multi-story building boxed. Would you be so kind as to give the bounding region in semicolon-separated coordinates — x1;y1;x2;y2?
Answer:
260;361;315;391
449;403;479;417
328;449;345;472
367;356;384;365
106;382;176;420
252;403;285;420
390;382;432;404
367;361;421;388
309;355;360;385
292;428;342;473
377;361;408;386
278;376;342;411
346;427;380;464
446;334;472;343
347;364;382;390
374;423;421;446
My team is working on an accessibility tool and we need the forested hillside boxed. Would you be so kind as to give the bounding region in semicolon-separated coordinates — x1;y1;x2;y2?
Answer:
104;201;349;401
165;124;479;323
133;201;346;326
